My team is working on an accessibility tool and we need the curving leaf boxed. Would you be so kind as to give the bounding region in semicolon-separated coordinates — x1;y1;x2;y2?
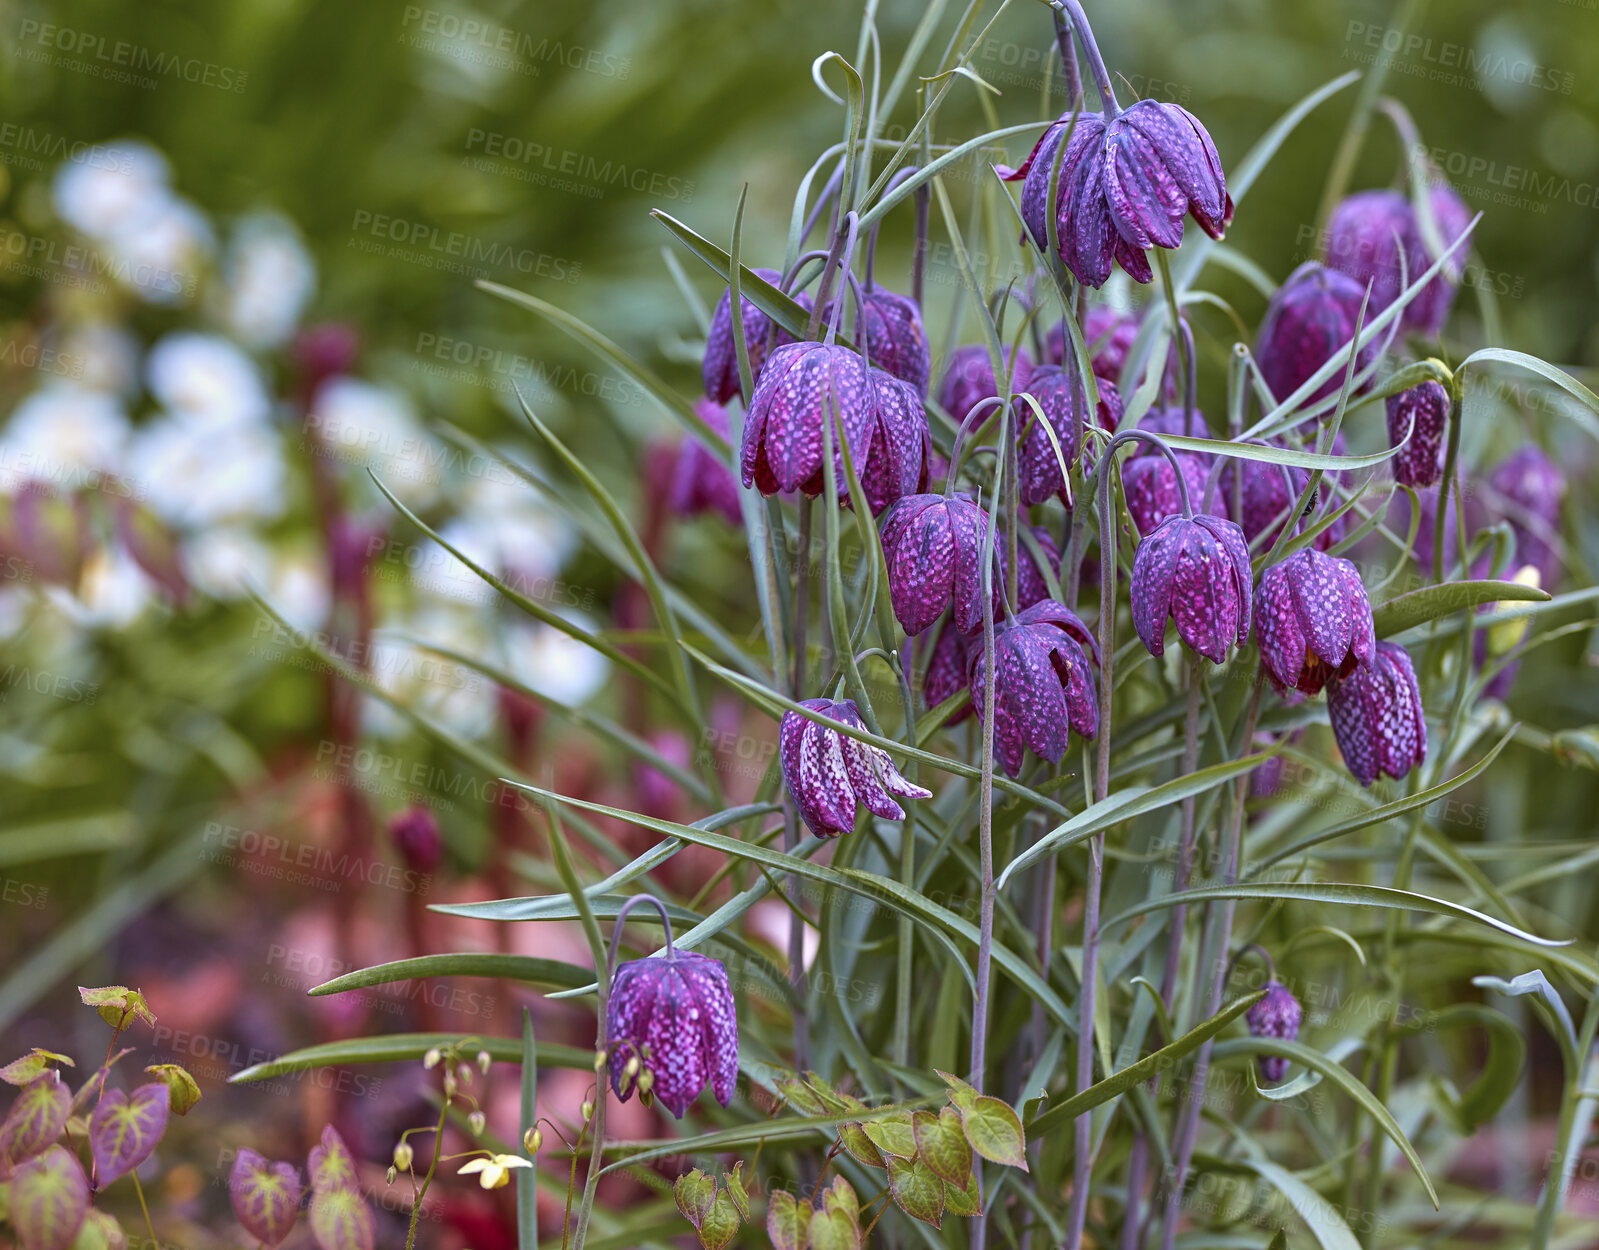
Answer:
229;1033;590;1084
943;1168;983;1217
229;1147;304;1247
1372;580;1550;639
1473;971;1576;1070
1160;433;1404;473
860;1109;918;1159
88;1084;168;1186
141;1065;200;1117
959;1096;1028;1172
1;1052;74;1088
309;1185;375;1250
1;1074;70;1166
887;1154;944;1228
765;1189;808;1250
1461;348;1599;444
674;1168;715;1229
76;988;154;1033
308;1124;359;1193
912;1107;972;1186
10;1145;89;1250
1417;1005;1527;1134
308;954;590;997
1238;1158;1360;1250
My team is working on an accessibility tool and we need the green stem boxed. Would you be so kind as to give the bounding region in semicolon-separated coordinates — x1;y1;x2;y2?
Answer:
130;1170;158;1248
406;1096;452;1250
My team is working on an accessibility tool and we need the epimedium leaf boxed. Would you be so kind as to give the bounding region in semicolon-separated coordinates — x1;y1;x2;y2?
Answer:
308;1124;359;1193
674;1168;716;1229
943;1169;983;1217
10;1144;89;1250
76;987;154;1033
87;1083;168;1186
825;1174;859;1225
228;1033;591;1085
958;1096;1028;1172
1;1051;74;1087
70;1208;125;1250
697;1190;742;1250
309;1184;375;1250
723;1163;750;1222
806;1206;859;1250
860;1109;918;1159
912;1107;972;1186
839;1121;886;1168
0;1073;70;1165
765;1189;808;1250
1371;580;1550;639
308;954;591;997
887;1154;945;1228
142;1065;200;1116
229;1148;304;1247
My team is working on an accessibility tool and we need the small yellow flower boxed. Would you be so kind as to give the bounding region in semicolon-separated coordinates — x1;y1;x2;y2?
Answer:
458;1154;534;1190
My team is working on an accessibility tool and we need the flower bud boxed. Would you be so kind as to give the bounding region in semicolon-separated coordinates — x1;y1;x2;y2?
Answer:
477;1050;491;1075
389;805;443;874
1486;565;1540;657
443;1071;458;1098
393;1141;414;1171
1246;980;1303;1083
581;1099;594;1123
524;1127;543;1154
423;1048;442;1070
469;1111;487;1136
386;1165;397;1185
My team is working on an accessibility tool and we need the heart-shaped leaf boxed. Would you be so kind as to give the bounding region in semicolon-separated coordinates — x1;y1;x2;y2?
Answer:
764;1189;808;1250
71;1208;126;1250
310;1185;375;1250
958;1095;1028;1171
229;1147;304;1247
308;1124;358;1193
943;1170;983;1217
722;1162;749;1221
1;1074;70;1166
697;1190;741;1250
673;1168;715;1229
887;1155;944;1228
824;1174;859;1225
142;1065;201;1117
1;1051;74;1088
806;1206;860;1250
912;1107;972;1186
859;1109;917;1158
10;1144;89;1250
837;1122;885;1168
76;988;155;1033
88;1084;168;1185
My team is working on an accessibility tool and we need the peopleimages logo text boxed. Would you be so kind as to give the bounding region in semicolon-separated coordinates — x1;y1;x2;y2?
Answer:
16;20;250;92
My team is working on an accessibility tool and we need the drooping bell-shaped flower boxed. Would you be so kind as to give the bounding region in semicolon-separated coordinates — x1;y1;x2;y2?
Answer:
1489;445;1566;591
1386;381;1449;488
1011;525;1063;611
1326;640;1427;786
827;287;931;395
1246;980;1302;1083
1408;185;1472;337
741;341;873;499
1009;100;1231;289
779;698;931;837
1048;306;1179;400
1324;186;1472;338
1016;361;1124;506
1130;512;1253;663
703;267;811;404
1255;262;1376;406
1221;443;1345;553
667;400;744;525
938;344;1033;425
880;493;1000;636
921;616;976;724
1121;449;1209;535
606;947;738;1119
969;600;1099;777
1255;547;1376;695
388;804;442;874
860;369;930;514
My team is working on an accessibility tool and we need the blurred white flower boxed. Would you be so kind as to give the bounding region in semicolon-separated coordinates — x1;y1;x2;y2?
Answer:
501;613;610;708
47;545;154;629
0;588;30;640
363;605;496;740
127;415;285;528
146;332;271;429
104;195;213;306
186;526;272;601
58;321;141;396
308;377;441;509
222;212;316;350
265;547;331;634
0;383;130;493
52;141;171;238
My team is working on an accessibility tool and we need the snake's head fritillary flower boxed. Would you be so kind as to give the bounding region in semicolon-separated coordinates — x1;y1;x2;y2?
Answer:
860;369;931;514
1246;980;1302;1083
1130;513;1252;663
1326;640;1427;786
1048;307;1179;400
880;493;1000;636
1408;184;1472;337
742;342;873;499
938;344;1033;425
1489;444;1566;591
969;600;1099;777
922;616;976;724
1386;381;1449;489
1256;262;1376;406
1255;548;1376;696
1121;449;1209;535
1010;100;1231;289
1221;445;1345;553
1016;361;1124;506
1324;187;1472;338
388;804;442;874
827;287;931;395
605;948;738;1119
703;267;811;404
779;698;931;837
1011;525;1063;611
667;400;743;525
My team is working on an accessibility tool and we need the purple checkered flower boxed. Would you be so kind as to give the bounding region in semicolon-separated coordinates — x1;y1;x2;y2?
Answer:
1130;512;1252;663
860;369;931;514
1386;381;1449;488
1409;185;1473;336
606;946;738;1119
922;616;976;724
1220;440;1346;553
969;600;1100;777
1121;449;1209;535
880;493;1000;636
1010;525;1063;610
1490;445;1566;591
1256;262;1376;406
703;267;811;404
667;400;743;525
1324;187;1472;337
742;341;874;499
1016;361;1124;506
828;287;931;395
938;344;1033;425
779;698;931;837
1246;980;1302;1082
1255;548;1376;696
1007;100;1231;289
1326;640;1427;786
1047;307;1179;401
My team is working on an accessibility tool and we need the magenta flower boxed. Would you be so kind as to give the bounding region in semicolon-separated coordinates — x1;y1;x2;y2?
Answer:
880;493;1000;636
1326;640;1427;786
703;266;810;404
779;698;930;837
1220;450;1344;553
1010;100;1231;288
663;400;744;525
1256;262;1376;406
741;341;873;499
1016;361;1124;506
969;600;1099;777
1386;381;1449;488
1010;525;1063;611
1324;186;1471;337
1121;449;1209;535
1490;445;1567;590
938;344;1033;425
387;804;442;874
860;369;931;514
1130;512;1253;663
606;947;738;1119
1246;980;1303;1082
828;287;931;395
1255;548;1376;695
921;617;976;724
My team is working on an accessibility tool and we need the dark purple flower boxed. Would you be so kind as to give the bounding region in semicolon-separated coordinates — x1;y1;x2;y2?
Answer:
1255;548;1376;696
1246;980;1302;1082
1256;262;1377;406
1130;513;1252;663
1326;640;1427;786
1326;187;1472;338
388;804;442;874
1386;381;1449;488
1221;444;1345;553
880;493;1000;636
1489;445;1566;591
703;267;811;404
1011;525;1063;610
1010;100;1231;289
969;600;1099;777
938;344;1033;425
606;948;738;1119
1016;362;1124;506
779;698;930;837
1121;450;1209;535
860;369;931;514
922;616;977;724
827;288;931;395
741;341;873;499
1408;185;1472;337
668;400;743;525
